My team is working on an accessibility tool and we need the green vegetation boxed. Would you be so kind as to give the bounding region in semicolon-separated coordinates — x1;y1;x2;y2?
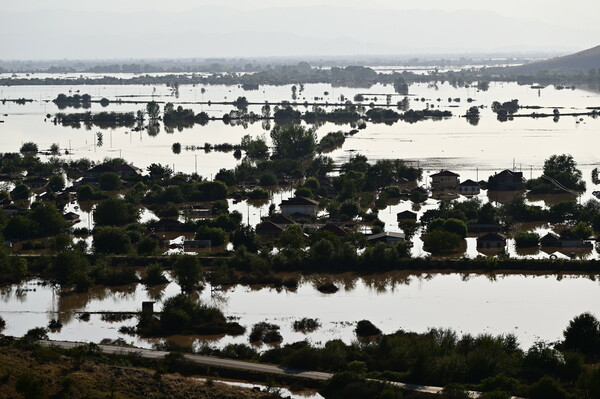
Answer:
527;154;586;193
137;293;244;336
514;232;540;248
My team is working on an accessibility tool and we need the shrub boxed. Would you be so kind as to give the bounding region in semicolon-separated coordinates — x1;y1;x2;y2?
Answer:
293;317;321;332
355;320;381;337
514;232;540;248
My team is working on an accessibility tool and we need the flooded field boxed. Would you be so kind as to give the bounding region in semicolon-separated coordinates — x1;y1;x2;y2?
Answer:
1;272;599;350
1;74;600;349
3;78;599;258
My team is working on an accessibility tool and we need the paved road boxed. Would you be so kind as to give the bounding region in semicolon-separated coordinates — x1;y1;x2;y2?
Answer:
40;340;524;398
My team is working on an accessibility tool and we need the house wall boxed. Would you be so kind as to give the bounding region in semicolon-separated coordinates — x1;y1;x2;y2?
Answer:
432;176;459;189
280;205;317;216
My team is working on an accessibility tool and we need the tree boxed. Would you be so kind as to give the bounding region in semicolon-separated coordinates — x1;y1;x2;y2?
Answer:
514;232;540;248
423;230;462;254
137;236;159;255
146;101;160;120
195;226;227;246
99;172;122;191
172;142;181;154
93;226;133;254
443;218;468;238
11;183;30;200
393;77;409;95
231;225;259;252
173;255;202;292
543;154;585;191
93;198;139;226
270;125;317;159
572;222;593;240
279;224;305;249
30;202;67;236
563;312;600;358
49;143;60;155
20;142;38;153
48;174;65;192
53;250;92;290
147;163;173;180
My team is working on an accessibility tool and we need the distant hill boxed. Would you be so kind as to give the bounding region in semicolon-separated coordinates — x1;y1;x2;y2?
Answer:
509;45;600;74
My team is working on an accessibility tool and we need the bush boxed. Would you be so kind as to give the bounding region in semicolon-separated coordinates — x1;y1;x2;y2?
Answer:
142;263;169;285
528;376;568;399
293;317;321;332
20;142;38;153
355;320;381;337
249;322;281;344
16;372;45;399
514;232;540;248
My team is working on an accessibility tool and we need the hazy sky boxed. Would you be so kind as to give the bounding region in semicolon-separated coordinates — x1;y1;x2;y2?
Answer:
2;1;598;59
6;0;599;31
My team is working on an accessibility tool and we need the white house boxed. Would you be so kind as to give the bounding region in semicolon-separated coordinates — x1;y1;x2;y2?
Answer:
279;196;319;216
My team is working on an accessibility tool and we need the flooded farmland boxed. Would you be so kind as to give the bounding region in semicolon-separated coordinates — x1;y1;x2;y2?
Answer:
1;73;600;350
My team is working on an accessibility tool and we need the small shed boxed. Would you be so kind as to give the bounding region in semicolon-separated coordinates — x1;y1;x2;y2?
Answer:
476;232;507;249
397;210;418;222
540;232;560;247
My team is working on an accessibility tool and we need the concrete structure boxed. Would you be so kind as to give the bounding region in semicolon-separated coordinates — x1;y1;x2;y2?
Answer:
430;170;460;190
476;232;507;249
458;179;480;195
279;196;319;216
487;170;525;191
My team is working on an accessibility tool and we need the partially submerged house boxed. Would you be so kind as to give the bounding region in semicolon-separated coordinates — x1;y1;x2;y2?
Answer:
487;170;525;191
476;232;507;249
318;223;349;238
367;231;406;244
397;210;418;222
153;218;185;233
279;196;319;216
25;176;48;190
458;179;480;195
256;221;285;239
540;232;560;247
63;211;81;225
430;170;460;190
268;213;296;226
85;163;142;180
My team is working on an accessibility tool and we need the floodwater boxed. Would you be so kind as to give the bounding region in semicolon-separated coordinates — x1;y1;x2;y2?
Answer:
1;273;599;351
2;78;599;257
1;74;600;348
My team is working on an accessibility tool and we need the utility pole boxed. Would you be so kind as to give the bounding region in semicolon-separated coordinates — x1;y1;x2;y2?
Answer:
195;155;197;174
